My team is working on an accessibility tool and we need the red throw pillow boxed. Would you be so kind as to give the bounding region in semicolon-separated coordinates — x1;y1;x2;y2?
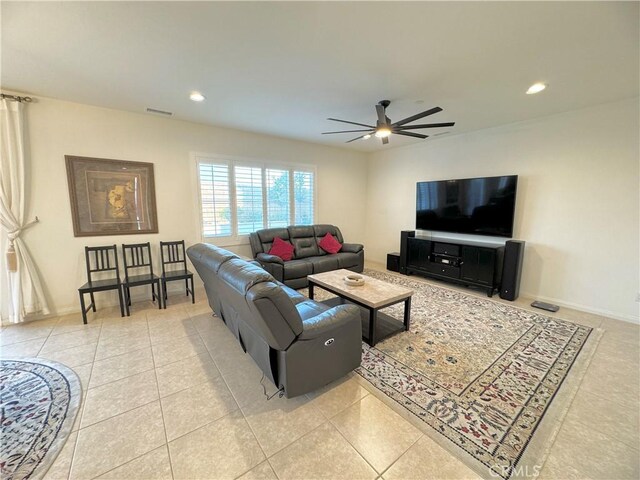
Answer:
319;232;342;254
268;237;294;261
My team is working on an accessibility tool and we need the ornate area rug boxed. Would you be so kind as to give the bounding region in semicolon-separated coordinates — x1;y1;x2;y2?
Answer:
305;269;599;480
0;358;82;480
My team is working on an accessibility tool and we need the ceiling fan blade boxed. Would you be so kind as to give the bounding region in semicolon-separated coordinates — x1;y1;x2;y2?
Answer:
395;131;429;139
394;122;455;130
392;107;443;127
322;129;373;135
346;134;370;143
382;137;389;145
375;104;387;125
327;118;374;128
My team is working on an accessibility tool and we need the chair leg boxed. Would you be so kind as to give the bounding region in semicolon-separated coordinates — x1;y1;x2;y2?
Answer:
124;286;131;316
162;280;167;309
191;277;195;304
118;286;125;317
89;292;96;312
79;291;88;324
185;278;189;296
157;281;162;309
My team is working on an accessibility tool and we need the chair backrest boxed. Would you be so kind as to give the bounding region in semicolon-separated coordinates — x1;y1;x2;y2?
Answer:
122;242;154;280
85;245;120;282
249;224;345;259
288;225;320;259
160;240;187;275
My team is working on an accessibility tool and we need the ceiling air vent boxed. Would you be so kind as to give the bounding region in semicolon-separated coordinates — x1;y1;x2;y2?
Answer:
146;107;173;116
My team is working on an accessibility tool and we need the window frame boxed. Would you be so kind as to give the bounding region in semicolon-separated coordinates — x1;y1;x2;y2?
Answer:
192;152;317;246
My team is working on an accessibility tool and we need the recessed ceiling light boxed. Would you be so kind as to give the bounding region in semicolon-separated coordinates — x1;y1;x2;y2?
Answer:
375;127;391;138
363;134;372;139
526;83;546;95
190;92;206;102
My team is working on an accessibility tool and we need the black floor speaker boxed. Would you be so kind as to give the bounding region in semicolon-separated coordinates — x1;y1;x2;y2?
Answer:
399;230;415;274
387;252;400;272
500;240;525;301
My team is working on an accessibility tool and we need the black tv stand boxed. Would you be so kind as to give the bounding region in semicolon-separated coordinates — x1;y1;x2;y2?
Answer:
399;231;504;296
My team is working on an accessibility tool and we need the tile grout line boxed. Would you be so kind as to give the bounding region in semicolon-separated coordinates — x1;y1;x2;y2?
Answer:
194;314;272;479
234;395;333;462
148;311;177;480
570;416;640;452
328;414;388;477
375;433;424;479
66;327;98;480
78;308;183;479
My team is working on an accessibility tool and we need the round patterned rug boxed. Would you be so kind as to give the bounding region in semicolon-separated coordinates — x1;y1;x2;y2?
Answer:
1;358;82;480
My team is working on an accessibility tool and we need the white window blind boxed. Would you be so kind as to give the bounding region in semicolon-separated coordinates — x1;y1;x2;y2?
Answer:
235;166;264;235
197;157;315;240
266;168;290;228
198;163;232;237
294;170;314;225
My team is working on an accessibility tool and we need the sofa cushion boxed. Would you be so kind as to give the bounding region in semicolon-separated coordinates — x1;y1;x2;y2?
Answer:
280;284;307;305
257;227;290;254
313;224;344;243
318;233;342;254
289;226;320;259
269;237;294;261
218;258;275;295
284;259;313;280
295;300;330;321
312;255;340;274
334;252;360;269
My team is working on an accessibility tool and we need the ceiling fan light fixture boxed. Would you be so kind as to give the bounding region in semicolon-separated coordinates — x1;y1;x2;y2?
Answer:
189;91;206;102
526;83;546;95
363;134;372;139
375;127;391;138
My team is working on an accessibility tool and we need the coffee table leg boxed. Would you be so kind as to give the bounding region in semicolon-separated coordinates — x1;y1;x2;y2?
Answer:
369;308;378;347
404;297;412;331
309;282;315;300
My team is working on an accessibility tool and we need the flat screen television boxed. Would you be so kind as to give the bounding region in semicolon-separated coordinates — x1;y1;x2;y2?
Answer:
416;175;518;238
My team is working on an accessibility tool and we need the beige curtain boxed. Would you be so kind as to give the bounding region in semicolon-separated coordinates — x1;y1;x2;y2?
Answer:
0;97;50;323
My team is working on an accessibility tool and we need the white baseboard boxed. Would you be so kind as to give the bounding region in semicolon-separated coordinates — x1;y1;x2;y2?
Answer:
521;290;639;325
2;284;206;326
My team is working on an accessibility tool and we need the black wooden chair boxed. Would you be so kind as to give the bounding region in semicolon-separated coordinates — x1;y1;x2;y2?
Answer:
160;240;195;308
78;245;125;324
121;242;163;314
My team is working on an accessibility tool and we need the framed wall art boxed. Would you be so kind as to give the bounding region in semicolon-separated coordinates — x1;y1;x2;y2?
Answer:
65;156;159;237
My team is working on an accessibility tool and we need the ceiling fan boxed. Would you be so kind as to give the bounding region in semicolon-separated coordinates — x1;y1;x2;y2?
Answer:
322;100;455;144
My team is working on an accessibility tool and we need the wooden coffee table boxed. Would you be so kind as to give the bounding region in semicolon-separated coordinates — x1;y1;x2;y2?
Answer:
308;269;413;347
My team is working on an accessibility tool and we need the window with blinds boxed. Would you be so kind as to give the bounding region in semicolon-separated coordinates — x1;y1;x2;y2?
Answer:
235;166;264;235
266;168;290;228
197;157;315;241
294;171;314;225
198;163;232;237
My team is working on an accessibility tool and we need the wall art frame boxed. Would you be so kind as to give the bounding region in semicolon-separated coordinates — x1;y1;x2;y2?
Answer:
65;155;159;237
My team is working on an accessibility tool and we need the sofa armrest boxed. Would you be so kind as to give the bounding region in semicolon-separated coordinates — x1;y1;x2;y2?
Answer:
341;243;363;254
299;304;360;340
256;252;284;264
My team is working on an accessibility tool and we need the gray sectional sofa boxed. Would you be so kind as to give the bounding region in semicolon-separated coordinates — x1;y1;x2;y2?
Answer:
249;224;364;288
186;243;362;398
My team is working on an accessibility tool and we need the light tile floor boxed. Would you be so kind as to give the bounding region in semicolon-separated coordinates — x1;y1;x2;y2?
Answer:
0;264;638;480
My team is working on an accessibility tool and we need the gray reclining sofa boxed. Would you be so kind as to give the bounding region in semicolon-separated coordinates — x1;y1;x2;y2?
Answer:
187;243;362;398
249;224;364;288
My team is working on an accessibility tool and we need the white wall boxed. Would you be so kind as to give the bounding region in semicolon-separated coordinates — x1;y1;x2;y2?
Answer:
4;96;367;318
365;99;640;323
4;95;639;324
